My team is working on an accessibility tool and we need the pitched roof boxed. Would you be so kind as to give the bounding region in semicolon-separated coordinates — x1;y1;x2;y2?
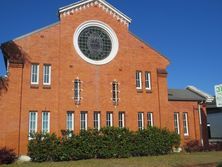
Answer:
58;0;132;26
168;89;205;101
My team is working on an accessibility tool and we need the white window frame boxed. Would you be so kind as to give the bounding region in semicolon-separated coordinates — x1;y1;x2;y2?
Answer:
136;71;142;90
138;112;144;130
145;71;152;90
67;112;74;131
147;112;153;127
43;64;51;86
31;64;39;85
80;112;88;130
42;112;50;133
174;112;180;134
112;81;119;105
94;112;101;130
74;79;81;104
119;112;125;128
183;112;189;136
29;112;38;137
106;112;113;127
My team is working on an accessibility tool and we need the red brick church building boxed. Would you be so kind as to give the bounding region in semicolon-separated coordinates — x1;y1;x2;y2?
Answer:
0;0;208;155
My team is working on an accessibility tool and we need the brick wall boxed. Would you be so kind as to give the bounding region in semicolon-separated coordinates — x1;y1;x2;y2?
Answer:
0;4;206;155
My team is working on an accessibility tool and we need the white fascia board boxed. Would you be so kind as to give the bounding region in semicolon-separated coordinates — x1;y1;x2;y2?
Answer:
59;0;132;24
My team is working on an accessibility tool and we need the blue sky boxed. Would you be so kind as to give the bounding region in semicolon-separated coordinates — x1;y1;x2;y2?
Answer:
0;0;222;95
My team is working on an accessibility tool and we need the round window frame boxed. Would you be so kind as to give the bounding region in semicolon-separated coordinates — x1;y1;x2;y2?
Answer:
74;20;119;65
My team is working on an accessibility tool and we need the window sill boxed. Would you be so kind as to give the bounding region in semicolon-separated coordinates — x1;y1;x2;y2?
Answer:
136;89;143;93
146;89;152;93
184;134;189;137
43;85;51;89
30;84;39;89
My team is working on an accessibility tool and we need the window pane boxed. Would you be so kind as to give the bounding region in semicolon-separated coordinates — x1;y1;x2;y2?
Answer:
183;113;189;136
43;65;51;85
147;112;153;127
94;112;100;130
42;112;50;133
106;112;113;127
136;71;142;89
29;112;37;134
138;112;144;130
145;72;151;90
31;64;39;84
174;113;179;134
74;79;81;104
67;112;74;131
119;112;125;128
80;112;87;130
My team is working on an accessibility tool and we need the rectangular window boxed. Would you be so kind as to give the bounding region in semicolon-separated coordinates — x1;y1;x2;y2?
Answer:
43;64;51;86
94;112;101;130
106;112;113;127
136;71;142;89
29;112;38;135
74;79;81;104
183;112;189;136
174;112;180;134
31;64;39;85
119;112;125;128
147;112;153;127
80;112;87;130
138;112;144;130
112;81;119;105
42;112;50;133
145;72;151;90
67;112;74;131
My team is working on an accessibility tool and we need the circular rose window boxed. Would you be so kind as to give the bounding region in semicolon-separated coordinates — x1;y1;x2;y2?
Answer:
78;26;112;61
74;20;119;65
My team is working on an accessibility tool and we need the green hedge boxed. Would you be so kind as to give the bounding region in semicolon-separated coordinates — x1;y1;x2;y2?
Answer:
28;127;180;162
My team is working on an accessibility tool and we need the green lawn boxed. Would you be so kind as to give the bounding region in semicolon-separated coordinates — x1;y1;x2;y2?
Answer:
3;152;222;167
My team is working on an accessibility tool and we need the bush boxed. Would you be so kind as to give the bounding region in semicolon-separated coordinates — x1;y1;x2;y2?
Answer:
184;140;204;152
131;127;180;156
28;132;60;162
0;147;16;165
217;162;222;167
28;127;180;162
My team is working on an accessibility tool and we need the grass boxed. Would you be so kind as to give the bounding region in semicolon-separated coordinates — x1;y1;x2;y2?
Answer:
3;151;222;167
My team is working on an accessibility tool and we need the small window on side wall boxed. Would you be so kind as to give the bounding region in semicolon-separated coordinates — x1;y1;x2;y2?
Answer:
43;64;51;86
174;112;180;134
112;80;119;105
80;111;87;131
67;112;74;133
183;112;189;136
138;112;144;130
31;64;39;85
42;111;50;134
147;112;153;127
119;112;125;128
145;71;151;91
74;78;81;105
29;111;38;139
136;71;142;90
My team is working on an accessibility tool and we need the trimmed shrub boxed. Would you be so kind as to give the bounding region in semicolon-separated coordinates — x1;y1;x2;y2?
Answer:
217;162;222;167
0;147;16;165
28;133;60;162
131;127;180;156
184;140;204;152
28;127;180;162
